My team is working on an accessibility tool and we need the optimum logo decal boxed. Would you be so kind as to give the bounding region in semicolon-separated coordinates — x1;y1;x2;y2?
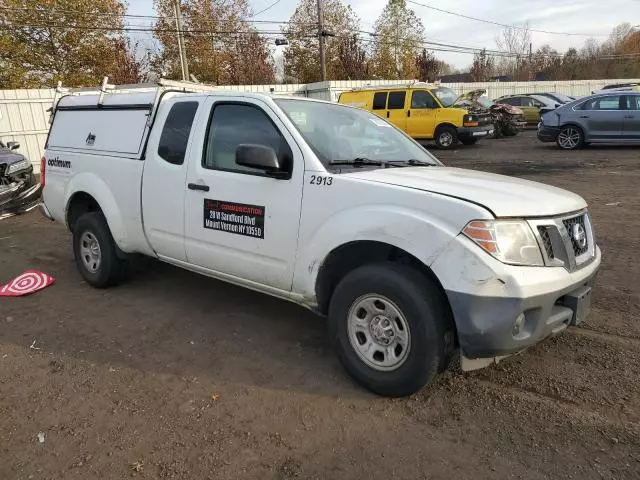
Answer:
47;156;71;168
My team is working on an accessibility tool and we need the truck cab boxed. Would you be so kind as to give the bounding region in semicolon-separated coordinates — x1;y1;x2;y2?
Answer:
40;80;600;397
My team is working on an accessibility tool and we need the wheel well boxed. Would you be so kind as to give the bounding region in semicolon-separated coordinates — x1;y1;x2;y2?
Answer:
66;192;102;231
435;123;457;135
315;241;453;321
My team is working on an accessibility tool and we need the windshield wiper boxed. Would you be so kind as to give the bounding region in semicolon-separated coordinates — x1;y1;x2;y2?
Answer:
329;157;390;167
329;158;433;168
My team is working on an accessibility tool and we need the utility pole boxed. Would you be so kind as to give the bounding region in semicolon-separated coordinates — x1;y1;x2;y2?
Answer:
174;0;189;81
317;0;326;81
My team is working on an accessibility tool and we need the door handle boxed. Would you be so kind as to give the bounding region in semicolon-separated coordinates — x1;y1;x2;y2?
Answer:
579;115;589;118
386;111;390;118
188;183;210;192
407;110;411;117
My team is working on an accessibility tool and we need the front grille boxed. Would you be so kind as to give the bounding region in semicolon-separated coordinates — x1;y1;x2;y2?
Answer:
563;215;589;257
537;226;554;259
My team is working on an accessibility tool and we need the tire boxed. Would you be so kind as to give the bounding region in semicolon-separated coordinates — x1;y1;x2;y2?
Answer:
434;126;458;149
501;124;519;137
73;212;126;288
556;125;584;150
460;137;478;146
328;262;451;397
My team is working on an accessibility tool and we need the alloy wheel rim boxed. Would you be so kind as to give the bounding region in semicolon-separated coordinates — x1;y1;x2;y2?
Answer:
440;132;453;147
347;294;411;371
558;128;580;149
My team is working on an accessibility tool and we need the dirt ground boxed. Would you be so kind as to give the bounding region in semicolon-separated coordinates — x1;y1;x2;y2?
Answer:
1;130;639;480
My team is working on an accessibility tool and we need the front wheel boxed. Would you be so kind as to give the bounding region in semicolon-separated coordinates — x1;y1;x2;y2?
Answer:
556;125;584;150
434;126;458;149
328;263;451;397
73;212;127;288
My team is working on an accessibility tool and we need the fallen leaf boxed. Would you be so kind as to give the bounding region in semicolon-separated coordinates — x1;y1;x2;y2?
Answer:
211;393;220;401
132;460;144;472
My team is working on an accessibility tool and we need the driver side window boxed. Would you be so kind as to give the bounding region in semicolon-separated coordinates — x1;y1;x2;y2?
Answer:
203;103;293;176
411;91;437;109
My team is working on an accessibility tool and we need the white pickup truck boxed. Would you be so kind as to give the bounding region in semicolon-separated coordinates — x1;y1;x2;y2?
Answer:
40;80;601;397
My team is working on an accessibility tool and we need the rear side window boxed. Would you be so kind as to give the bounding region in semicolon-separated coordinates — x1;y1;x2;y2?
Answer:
372;92;388;110
411;91;438;109
157;101;199;165
629;95;640;110
500;97;520;106
388;91;406;109
582;96;622;110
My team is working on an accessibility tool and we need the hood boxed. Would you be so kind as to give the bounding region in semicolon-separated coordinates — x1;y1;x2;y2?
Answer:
454;89;486;105
0;149;25;166
491;103;523;115
347;167;586;217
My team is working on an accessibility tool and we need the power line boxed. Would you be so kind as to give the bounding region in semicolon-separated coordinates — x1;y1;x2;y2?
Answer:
406;0;607;37
249;0;284;18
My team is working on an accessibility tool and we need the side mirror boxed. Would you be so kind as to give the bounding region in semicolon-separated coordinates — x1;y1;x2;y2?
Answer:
236;144;287;178
6;141;19;150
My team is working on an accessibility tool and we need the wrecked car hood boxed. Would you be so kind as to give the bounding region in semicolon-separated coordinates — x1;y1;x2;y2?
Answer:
347;167;586;217
0;149;26;166
453;89;486;106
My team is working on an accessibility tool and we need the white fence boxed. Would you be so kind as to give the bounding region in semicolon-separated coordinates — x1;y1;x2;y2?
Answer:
1;78;637;172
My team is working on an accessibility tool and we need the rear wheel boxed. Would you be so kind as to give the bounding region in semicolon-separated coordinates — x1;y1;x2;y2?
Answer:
556;125;584;150
328;262;450;397
73;212;126;288
434;126;458;149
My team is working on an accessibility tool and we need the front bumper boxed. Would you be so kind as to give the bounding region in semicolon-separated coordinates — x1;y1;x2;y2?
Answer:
457;125;494;139
431;235;601;360
537;125;561;142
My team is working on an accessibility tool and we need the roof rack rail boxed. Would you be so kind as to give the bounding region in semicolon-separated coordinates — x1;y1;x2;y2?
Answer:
49;76;225;123
347;79;441;92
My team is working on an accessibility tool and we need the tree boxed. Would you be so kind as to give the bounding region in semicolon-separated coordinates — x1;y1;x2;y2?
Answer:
414;49;440;82
371;0;425;79
494;22;531;79
469;49;494;81
0;0;138;88
226;31;276;84
153;0;275;85
282;0;361;83
336;34;369;79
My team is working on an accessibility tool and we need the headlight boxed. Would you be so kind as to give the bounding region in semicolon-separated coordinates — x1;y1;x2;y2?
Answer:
6;160;30;174
462;220;544;266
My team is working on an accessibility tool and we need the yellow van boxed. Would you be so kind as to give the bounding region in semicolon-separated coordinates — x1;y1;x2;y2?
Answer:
338;84;494;148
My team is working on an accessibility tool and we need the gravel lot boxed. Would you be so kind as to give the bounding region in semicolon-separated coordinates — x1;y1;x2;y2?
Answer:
1;131;639;479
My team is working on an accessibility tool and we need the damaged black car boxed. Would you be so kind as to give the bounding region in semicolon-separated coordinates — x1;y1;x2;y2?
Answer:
0;141;42;214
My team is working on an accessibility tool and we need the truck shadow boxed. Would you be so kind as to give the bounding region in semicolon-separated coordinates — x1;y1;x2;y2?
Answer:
1;224;373;398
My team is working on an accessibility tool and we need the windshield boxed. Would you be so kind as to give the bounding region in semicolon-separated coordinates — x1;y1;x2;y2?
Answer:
477;96;493;108
431;87;458;107
274;99;441;169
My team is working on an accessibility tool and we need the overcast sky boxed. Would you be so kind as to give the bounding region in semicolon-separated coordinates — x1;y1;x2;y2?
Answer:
127;0;638;69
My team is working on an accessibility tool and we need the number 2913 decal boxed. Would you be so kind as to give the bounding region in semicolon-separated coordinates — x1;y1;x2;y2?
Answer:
309;175;333;186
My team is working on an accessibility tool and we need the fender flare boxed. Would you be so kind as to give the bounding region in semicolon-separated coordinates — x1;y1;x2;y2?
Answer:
64;172;131;251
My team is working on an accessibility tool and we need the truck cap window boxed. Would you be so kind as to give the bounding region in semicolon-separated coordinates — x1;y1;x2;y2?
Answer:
203;103;292;175
275;99;440;170
157;101;199;165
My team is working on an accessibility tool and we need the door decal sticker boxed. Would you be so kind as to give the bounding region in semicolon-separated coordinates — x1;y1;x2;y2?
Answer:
203;199;265;239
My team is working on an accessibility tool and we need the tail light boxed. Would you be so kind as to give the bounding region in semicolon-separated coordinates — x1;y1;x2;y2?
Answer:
40;156;46;188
